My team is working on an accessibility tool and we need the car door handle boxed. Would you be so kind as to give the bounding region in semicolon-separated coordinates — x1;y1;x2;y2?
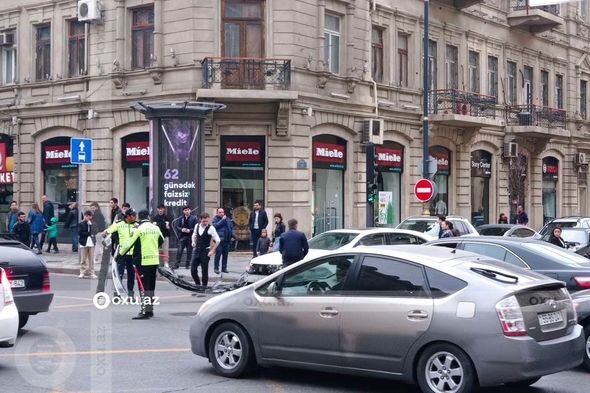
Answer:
407;310;429;320
319;307;339;318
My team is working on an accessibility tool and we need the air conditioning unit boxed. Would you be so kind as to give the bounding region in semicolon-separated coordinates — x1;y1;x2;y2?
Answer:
361;119;384;145
576;152;588;166
78;0;102;22
0;32;15;46
503;142;518;158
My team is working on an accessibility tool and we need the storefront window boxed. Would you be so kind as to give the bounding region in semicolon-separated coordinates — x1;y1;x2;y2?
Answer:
429;146;450;216
470;150;492;226
375;143;403;226
42;137;78;241
542;156;559;224
220;136;265;248
122;132;149;210
312;135;346;235
0;134;15;228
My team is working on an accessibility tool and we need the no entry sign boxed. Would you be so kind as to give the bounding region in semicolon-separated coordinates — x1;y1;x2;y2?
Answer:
415;178;436;202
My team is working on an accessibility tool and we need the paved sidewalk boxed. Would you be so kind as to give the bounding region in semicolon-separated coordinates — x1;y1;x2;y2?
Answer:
42;243;253;285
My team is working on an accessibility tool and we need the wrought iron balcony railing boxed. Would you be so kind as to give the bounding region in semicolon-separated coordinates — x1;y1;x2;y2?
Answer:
430;89;497;119
201;57;291;90
505;105;566;128
511;0;560;16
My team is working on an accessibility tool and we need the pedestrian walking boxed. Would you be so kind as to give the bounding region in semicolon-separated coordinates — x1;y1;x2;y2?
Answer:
248;200;268;258
190;212;220;287
516;205;529;225
109;198;123;225
212;207;235;274
78;211;97;279
90;202;106;267
271;213;286;252
121;209;163;320
256;228;271;256
6;200;18;233
174;206;197;269
152;204;172;268
279;219;309;266
64;202;80;252
440;220;454;238
40;195;54;250
498;213;508;224
548;227;567;248
105;209;138;297
12;212;31;246
45;216;59;253
28;203;45;254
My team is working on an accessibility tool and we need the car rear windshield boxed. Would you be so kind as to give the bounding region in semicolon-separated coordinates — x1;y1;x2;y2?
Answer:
397;219;437;234
308;232;359;250
540;222;578;236
523;243;590;267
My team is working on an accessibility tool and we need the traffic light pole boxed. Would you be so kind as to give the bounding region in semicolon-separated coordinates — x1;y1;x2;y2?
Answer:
422;0;431;215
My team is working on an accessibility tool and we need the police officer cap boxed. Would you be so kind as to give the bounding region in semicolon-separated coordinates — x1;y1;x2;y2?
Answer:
138;209;150;220
124;208;137;217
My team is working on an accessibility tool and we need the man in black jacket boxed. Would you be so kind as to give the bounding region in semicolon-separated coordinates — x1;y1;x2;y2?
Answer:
174;206;197;269
152;204;171;268
40;195;54;249
248;200;268;258
279;219;309;266
12;212;31;246
78;211;97;279
109;198;122;224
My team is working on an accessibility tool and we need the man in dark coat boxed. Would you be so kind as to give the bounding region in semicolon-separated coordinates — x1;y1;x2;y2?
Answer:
12;212;31;246
248;200;268;258
212;207;235;274
40;195;54;249
174;206;198;269
279;219;309;266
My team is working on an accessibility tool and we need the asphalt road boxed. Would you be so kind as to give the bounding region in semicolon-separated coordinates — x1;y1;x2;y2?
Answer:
0;274;587;393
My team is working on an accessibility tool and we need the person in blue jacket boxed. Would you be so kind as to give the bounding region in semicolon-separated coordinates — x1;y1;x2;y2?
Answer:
28;203;45;254
212;207;235;274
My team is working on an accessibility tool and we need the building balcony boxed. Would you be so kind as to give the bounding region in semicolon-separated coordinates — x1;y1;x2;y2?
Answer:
454;0;485;9
429;89;504;128
505;105;568;138
201;57;291;90
507;0;564;33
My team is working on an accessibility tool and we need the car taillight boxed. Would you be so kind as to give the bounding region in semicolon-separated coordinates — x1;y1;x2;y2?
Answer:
574;276;590;289
496;295;526;337
0;268;14;305
42;271;50;292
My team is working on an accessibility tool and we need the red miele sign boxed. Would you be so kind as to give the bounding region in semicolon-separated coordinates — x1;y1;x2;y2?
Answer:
126;140;150;162
430;148;450;174
313;142;346;170
44;145;72;165
376;146;403;172
221;136;265;168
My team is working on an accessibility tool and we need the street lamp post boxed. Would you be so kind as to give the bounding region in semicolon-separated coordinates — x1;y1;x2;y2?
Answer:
422;0;431;215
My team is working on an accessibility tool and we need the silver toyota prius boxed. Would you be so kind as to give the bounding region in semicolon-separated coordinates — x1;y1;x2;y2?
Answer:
190;246;584;393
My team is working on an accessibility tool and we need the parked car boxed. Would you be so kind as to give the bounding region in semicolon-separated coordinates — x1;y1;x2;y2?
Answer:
241;228;435;284
477;224;540;239
427;237;590;291
571;290;590;370
396;215;479;237
0;267;18;348
539;216;590;237
190;246;584;392
540;228;590;253
0;238;53;329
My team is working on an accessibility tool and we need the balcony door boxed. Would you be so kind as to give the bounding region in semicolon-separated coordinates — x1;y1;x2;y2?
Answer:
222;0;265;88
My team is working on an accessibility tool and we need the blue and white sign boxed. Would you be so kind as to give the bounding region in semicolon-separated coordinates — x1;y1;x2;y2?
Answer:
70;138;93;164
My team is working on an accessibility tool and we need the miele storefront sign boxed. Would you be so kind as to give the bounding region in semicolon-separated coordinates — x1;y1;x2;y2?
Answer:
125;141;150;162
376;145;403;172
429;147;450;175
313;141;346;170
44;145;72;166
221;136;265;167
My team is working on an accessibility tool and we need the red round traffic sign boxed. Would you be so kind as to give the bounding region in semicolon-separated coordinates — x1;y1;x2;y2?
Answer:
415;178;436;202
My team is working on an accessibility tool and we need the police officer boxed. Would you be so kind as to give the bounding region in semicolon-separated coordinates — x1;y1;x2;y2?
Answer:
104;208;138;298
121;209;163;320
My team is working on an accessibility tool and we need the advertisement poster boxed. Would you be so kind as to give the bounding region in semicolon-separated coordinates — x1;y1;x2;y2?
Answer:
378;191;393;225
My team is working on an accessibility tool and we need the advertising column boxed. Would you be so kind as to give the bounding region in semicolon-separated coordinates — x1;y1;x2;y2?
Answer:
470;150;492;226
429;146;451;216
312;135;346;235
122;132;149;210
375;143;403;226
542;157;559;224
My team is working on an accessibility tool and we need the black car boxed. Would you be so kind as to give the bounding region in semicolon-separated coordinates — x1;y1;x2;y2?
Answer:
571;290;590;370
0;237;53;329
476;224;539;239
427;237;590;291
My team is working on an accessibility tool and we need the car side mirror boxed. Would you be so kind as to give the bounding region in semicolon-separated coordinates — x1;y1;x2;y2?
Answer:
268;281;281;297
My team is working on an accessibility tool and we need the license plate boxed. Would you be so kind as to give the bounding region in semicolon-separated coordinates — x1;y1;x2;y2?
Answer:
538;311;564;326
10;279;25;288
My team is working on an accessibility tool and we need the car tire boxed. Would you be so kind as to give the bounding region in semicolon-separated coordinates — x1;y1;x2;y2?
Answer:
18;313;29;330
208;322;256;378
416;343;477;393
584;324;590;371
505;377;541;387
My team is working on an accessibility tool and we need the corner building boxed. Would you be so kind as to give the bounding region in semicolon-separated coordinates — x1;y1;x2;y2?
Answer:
1;0;590;237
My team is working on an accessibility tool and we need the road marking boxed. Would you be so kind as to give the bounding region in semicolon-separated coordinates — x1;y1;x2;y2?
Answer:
54;295;93;301
51;303;94;309
0;348;190;358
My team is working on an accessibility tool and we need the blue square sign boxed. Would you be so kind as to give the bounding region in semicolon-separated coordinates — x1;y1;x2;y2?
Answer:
70;138;93;164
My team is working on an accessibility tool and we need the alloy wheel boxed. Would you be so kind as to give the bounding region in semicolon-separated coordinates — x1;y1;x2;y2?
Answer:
425;351;464;393
586;334;590;361
214;331;243;370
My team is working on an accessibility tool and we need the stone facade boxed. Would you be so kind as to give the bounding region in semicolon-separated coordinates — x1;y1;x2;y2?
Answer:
0;0;590;235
